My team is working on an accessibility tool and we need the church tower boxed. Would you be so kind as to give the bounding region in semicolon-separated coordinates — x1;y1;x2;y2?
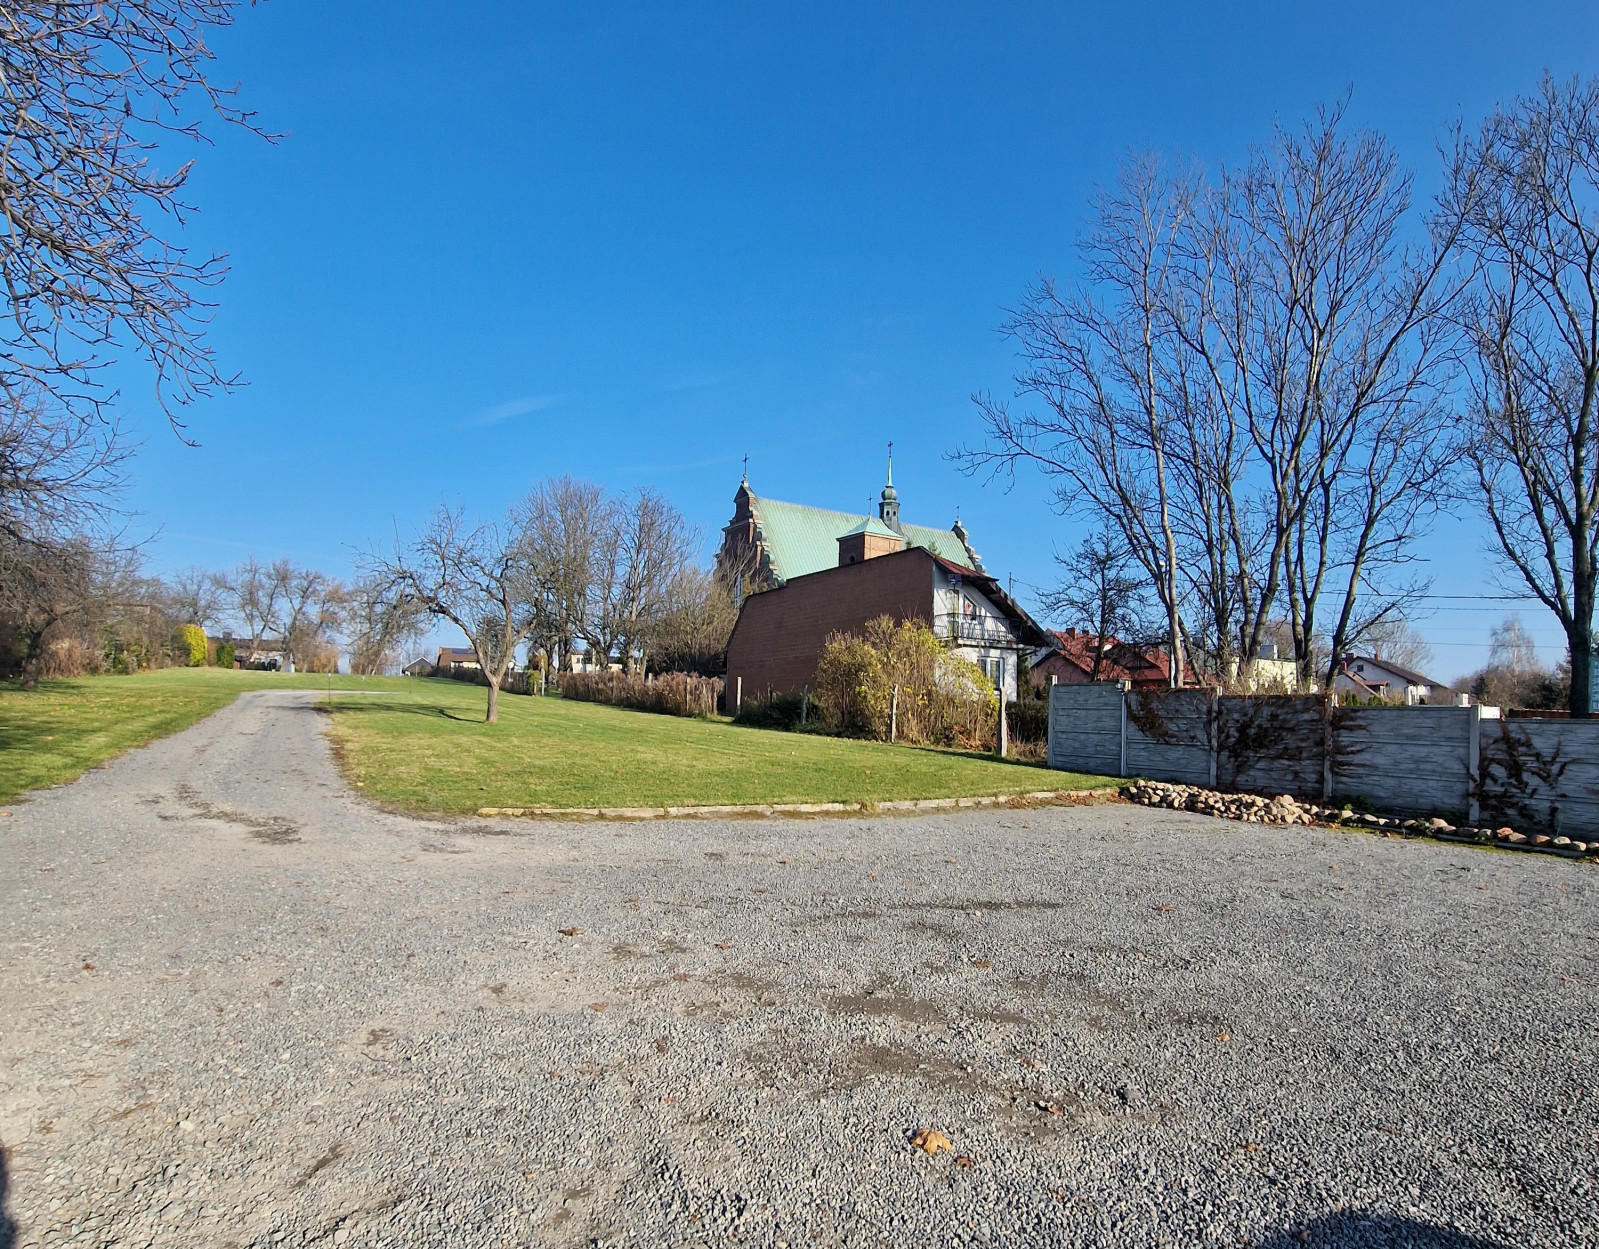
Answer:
878;444;901;533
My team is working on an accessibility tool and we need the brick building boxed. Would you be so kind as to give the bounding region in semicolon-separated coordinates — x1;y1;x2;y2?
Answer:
722;461;1047;703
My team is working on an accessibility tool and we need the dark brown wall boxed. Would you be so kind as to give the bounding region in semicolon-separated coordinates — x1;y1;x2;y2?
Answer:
725;548;936;701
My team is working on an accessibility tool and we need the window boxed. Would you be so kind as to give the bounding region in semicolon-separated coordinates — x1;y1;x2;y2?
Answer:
986;657;1004;691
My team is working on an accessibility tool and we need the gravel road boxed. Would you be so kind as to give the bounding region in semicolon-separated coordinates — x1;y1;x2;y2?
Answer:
1;689;1595;1249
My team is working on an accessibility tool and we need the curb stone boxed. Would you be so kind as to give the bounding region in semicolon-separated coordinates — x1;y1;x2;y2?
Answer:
476;788;1112;821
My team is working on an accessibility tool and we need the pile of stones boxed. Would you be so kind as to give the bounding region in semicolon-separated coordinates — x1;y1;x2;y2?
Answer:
1120;779;1597;857
1120;781;1319;825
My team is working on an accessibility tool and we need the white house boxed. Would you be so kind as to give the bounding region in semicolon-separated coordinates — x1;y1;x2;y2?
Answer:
1334;655;1460;705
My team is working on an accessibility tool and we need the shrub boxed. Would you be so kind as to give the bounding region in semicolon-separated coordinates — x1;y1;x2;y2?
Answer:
215;641;236;669
812;616;997;748
1007;697;1049;745
562;670;722;717
734;691;809;730
178;623;207;667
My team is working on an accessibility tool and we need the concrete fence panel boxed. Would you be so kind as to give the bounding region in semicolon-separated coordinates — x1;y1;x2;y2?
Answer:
1047;683;1125;776
1329;706;1475;817
1218;696;1326;796
1125;689;1215;787
1479;718;1599;837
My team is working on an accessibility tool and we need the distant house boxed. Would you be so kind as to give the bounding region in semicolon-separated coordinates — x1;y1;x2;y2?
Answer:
1029;630;1176;690
1333;655;1458;705
723;462;1048;703
401;657;433;676
436;646;479;670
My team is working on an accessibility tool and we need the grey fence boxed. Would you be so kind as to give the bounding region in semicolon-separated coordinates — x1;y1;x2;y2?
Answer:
1048;682;1599;836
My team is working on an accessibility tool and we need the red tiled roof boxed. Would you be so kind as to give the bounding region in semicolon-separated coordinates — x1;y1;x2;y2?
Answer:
1046;629;1174;685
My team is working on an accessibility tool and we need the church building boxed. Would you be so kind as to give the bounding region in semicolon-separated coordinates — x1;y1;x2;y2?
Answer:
720;458;1047;704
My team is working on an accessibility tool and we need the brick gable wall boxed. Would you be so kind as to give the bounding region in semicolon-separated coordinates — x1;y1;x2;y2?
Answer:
725;548;936;701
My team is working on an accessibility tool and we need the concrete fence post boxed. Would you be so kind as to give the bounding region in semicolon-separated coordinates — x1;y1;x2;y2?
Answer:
890;685;899;744
996;692;1008;759
1208;689;1220;789
1468;702;1483;826
1118;681;1130;777
735;676;742;717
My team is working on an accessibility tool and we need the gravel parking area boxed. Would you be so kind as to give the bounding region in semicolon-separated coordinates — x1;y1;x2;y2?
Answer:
1;689;1595;1248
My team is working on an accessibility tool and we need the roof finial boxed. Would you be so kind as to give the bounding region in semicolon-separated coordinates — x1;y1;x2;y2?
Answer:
886;440;893;487
741;453;748;483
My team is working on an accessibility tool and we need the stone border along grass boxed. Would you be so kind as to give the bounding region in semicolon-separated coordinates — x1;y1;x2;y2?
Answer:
1122;779;1598;860
477;788;1110;821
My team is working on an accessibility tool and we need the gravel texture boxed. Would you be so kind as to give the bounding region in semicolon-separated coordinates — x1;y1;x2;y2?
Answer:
1;689;1595;1249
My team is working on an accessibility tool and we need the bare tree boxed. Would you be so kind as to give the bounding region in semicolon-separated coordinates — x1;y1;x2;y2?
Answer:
588;488;698;673
962;157;1202;686
963;106;1465;693
1040;528;1151;680
0;1;266;441
277;564;344;674
1443;75;1599;716
165;565;224;629
647;564;740;675
518;476;606;677
367;507;538;723
1361;618;1435;673
344;572;426;676
219;557;285;665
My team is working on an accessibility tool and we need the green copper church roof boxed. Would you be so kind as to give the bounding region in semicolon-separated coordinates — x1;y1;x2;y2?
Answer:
749;494;976;583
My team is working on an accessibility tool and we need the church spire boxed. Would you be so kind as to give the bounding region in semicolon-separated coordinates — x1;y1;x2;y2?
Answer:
878;441;901;531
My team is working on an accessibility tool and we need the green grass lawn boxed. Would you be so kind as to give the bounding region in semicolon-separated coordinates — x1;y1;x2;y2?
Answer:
326;678;1114;813
0;668;1114;812
0;667;408;804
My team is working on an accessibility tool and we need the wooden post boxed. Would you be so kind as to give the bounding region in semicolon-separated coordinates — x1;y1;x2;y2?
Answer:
890;685;899;743
997;694;1008;759
735;676;742;716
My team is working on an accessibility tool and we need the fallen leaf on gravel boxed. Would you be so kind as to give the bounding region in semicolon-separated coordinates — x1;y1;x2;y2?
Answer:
40;866;54;873
588;1003;606;1012
715;943;731;950
868;872;878;879
560;928;582;937
1243;1141;1261;1153
971;959;992;969
0;811;11;817
946;858;958;864
1035;1101;1063;1116
954;1155;974;1168
1154;905;1175;913
654;1037;668;1054
778;858;789;864
672;973;690;982
1020;1057;1046;1070
81;962;95;971
1217;1032;1230;1043
909;1128;952;1155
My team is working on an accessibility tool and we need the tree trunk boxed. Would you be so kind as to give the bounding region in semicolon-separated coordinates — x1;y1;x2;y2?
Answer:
485;679;500;724
1570;613;1594;719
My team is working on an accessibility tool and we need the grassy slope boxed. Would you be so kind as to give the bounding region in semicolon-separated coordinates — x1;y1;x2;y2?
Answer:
326;678;1114;813
0;668;407;804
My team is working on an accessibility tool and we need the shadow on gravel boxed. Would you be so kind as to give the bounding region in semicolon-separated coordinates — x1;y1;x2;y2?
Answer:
0;1143;16;1249
1259;1212;1511;1248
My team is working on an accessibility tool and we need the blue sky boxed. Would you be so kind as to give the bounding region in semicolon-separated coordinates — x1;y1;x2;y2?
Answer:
121;1;1599;680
